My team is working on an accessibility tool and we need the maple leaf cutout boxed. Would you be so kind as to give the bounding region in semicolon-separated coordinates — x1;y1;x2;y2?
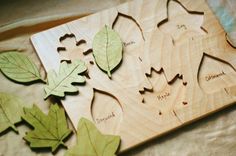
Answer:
158;0;206;45
141;0;209;83
22;104;72;152
142;70;186;115
65;118;120;156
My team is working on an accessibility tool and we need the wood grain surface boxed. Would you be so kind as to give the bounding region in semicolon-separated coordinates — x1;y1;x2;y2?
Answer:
31;0;236;152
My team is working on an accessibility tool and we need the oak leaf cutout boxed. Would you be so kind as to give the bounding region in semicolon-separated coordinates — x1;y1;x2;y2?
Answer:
22;104;72;153
0;51;44;83
65;118;120;156
57;33;91;62
44;59;87;99
0;92;25;133
92;25;123;78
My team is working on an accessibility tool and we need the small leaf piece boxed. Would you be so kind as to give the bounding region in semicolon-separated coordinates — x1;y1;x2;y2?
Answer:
0;92;24;133
44;59;87;99
22;104;72;152
65;118;120;156
0;51;44;83
92;25;123;78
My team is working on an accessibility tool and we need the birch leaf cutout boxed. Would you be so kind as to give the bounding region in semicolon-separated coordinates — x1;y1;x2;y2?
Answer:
22;104;72;153
0;51;44;83
44;59;87;99
65;118;120;156
0;92;25;133
92;25;123;78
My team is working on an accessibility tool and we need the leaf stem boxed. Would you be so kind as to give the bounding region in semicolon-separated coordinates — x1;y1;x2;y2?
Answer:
11;125;18;133
107;70;112;78
40;78;47;84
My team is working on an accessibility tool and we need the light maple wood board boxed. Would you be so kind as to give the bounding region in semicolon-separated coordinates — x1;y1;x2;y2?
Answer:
31;0;236;152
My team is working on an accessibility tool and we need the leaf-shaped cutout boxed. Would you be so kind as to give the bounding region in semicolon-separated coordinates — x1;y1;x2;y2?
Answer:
91;90;123;135
158;0;206;45
44;59;87;99
198;53;236;94
142;70;186;114
65;118;120;156
92;25;123;78
22;104;72;153
112;12;145;51
0;92;25;133
57;33;91;62
0;51;44;83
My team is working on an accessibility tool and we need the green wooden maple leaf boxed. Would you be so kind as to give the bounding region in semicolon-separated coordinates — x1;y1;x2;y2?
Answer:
65;118;121;156
0;92;25;133
44;59;87;99
22;104;72;152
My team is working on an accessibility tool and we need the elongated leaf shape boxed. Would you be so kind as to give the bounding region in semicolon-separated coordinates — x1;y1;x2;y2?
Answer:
22;104;72;152
92;25;123;78
0;92;24;133
65;118;120;156
44;59;87;99
0;51;43;83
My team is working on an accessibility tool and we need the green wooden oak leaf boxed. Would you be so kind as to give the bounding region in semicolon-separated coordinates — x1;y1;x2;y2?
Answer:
22;104;72;153
0;51;44;83
0;92;25;133
44;59;87;99
65;118;121;156
92;25;123;78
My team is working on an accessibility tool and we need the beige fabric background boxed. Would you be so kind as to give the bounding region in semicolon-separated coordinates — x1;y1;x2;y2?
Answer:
0;0;236;156
207;0;236;47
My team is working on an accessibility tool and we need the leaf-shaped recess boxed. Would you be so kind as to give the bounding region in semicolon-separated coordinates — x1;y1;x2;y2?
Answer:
198;53;236;94
44;59;87;99
0;92;25;133
143;69;186;124
92;25;123;78
0;51;44;83
158;0;206;45
65;118;120;156
22;104;72;153
91;90;123;135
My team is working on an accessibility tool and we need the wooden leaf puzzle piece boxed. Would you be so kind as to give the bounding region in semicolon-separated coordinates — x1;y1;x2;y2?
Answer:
0;92;25;133
22;104;72;152
44;59;87;99
92;25;123;78
0;51;44;83
65;118;120;156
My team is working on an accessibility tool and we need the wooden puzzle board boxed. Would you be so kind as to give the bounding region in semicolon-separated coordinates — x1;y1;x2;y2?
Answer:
31;0;236;152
